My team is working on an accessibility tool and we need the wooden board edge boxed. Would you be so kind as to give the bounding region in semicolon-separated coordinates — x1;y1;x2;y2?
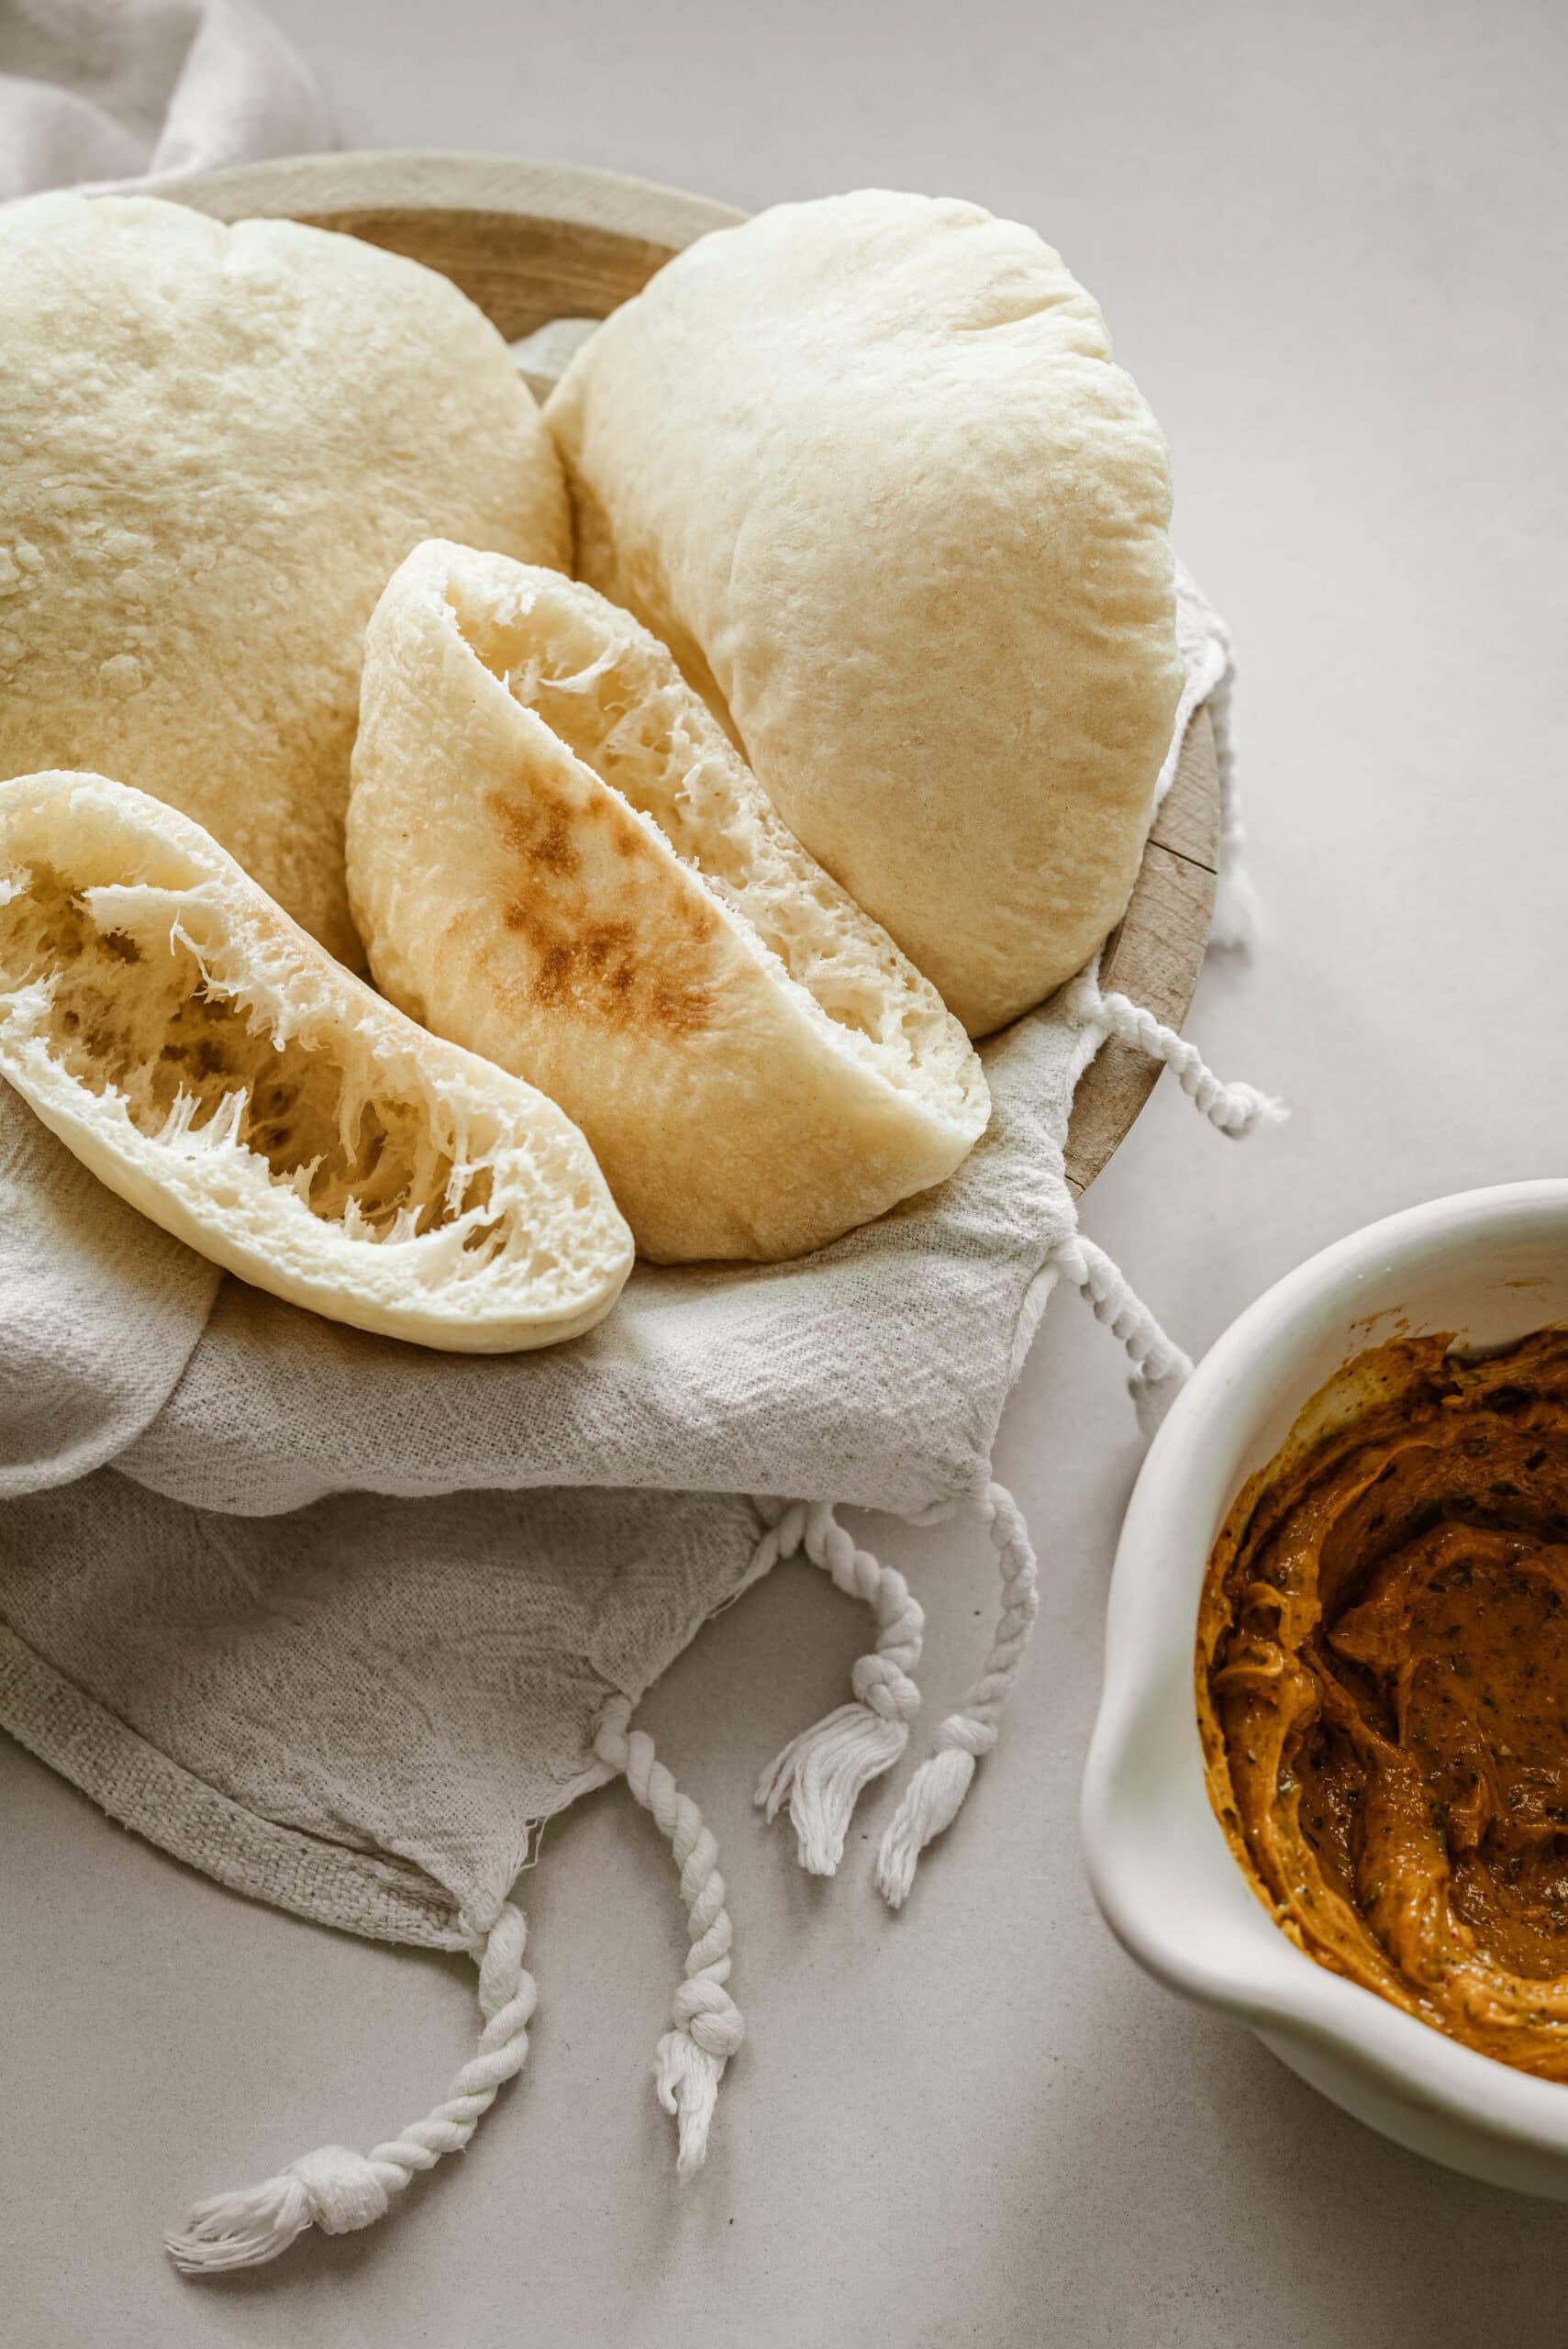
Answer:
166;150;745;249
1063;707;1219;1196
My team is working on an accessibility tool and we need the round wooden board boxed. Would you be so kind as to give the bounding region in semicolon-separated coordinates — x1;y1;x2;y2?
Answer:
172;150;1218;1197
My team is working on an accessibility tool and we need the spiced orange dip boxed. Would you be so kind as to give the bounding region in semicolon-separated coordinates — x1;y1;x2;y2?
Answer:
1197;1323;1568;2079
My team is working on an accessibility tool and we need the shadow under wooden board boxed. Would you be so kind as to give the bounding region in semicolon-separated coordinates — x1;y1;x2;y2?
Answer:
174;150;1218;1201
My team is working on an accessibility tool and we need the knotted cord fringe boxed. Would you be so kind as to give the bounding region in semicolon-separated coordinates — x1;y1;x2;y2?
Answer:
594;1698;744;2178
873;1482;1038;1909
165;1899;537;2275
1053;1230;1194;1440
1092;985;1284;1138
1207;670;1261;952
753;1500;924;1876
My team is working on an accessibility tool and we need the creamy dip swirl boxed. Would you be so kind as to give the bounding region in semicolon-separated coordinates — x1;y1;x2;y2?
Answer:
1198;1327;1568;2077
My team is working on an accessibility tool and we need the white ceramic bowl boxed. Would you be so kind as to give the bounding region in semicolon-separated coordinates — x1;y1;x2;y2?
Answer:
1082;1179;1568;2198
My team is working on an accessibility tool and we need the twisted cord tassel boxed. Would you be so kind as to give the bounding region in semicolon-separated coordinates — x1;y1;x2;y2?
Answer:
1053;1230;1194;1440
874;1482;1038;1910
1094;985;1284;1139
164;1900;537;2275
1207;672;1261;953
594;1698;744;2179
754;1499;925;1876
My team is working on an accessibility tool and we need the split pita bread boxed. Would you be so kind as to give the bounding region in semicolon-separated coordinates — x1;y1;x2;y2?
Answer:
0;772;632;1350
346;541;990;1264
0;192;569;970
545;188;1184;1037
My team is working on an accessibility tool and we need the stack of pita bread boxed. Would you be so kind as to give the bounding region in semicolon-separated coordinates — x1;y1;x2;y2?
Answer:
0;184;1180;1342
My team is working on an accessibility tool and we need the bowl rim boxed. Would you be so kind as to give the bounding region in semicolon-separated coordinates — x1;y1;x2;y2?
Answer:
1082;1176;1568;2157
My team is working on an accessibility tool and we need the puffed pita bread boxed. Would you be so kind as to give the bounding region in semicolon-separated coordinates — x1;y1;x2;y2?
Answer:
546;188;1184;1036
0;772;631;1350
347;541;990;1264
0;192;570;969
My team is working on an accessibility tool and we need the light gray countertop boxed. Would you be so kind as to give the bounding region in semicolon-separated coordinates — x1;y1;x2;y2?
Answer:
6;1;1568;2341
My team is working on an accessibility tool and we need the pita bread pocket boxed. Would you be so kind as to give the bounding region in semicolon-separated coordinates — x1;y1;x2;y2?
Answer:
346;540;990;1264
0;771;632;1350
0;191;570;967
545;187;1184;1036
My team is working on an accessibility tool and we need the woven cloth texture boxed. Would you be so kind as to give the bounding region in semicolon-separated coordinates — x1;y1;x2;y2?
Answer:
0;571;1227;1935
0;27;1230;1933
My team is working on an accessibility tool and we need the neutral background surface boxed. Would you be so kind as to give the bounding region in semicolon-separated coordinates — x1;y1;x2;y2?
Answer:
6;2;1568;2343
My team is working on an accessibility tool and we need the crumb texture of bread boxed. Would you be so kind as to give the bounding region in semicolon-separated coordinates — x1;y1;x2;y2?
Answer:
0;771;631;1349
0;193;571;970
348;542;990;1263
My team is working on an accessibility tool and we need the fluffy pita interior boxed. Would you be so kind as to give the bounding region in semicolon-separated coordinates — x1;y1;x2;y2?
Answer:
453;575;983;1120
0;812;603;1292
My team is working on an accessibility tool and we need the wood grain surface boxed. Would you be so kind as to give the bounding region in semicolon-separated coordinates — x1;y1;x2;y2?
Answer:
173;150;1217;1197
1068;707;1218;1196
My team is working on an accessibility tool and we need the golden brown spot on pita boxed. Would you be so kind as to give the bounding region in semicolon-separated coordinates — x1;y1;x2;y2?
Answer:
498;895;716;1036
484;774;722;1037
486;786;580;880
599;801;647;859
681;893;720;946
649;975;713;1035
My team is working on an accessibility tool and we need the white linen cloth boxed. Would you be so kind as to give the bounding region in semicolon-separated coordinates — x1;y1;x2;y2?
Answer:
0;14;1267;2266
0;0;328;200
0;579;1247;2266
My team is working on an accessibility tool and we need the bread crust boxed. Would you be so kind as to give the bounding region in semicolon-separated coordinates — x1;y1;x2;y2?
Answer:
0;771;632;1349
0;193;570;968
348;542;990;1263
547;189;1184;1036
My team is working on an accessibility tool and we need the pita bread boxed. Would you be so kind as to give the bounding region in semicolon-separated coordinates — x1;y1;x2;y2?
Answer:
545;188;1184;1036
0;772;632;1350
346;541;989;1264
0;192;569;969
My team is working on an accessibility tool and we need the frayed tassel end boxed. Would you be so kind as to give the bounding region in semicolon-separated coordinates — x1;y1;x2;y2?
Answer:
165;2174;315;2274
165;2142;395;2273
1208;856;1261;955
751;1508;923;1877
873;1486;1037;1908
755;1700;910;1876
655;2032;728;2179
597;1706;744;2183
873;1745;979;1910
164;1902;533;2278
